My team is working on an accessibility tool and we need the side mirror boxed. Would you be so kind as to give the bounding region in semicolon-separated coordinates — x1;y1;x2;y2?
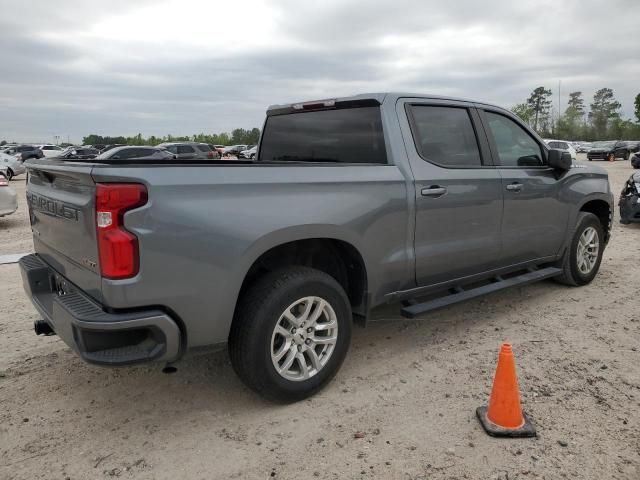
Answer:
548;149;572;171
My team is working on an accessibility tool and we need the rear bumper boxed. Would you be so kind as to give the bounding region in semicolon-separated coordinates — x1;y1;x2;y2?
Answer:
619;194;640;223
19;253;182;366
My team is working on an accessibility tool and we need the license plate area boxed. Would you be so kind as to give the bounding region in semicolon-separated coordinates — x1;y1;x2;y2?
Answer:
50;273;73;297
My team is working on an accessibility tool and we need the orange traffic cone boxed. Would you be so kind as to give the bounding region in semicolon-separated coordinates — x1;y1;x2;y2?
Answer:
476;343;536;437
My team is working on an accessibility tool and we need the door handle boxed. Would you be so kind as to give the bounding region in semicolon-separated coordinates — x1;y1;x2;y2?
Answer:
506;183;523;192
421;186;447;197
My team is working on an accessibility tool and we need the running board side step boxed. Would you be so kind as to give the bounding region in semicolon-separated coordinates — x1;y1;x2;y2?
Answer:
400;267;562;319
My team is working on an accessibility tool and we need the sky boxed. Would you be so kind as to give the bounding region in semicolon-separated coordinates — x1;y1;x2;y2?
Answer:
0;0;638;143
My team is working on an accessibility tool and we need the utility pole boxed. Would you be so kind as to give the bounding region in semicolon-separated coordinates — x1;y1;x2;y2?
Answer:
558;80;561;120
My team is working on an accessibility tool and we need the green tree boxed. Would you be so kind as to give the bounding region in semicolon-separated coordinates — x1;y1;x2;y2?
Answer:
565;91;585;119
511;103;534;126
556;91;586;140
588;88;621;139
634;93;640;124
526;86;553;133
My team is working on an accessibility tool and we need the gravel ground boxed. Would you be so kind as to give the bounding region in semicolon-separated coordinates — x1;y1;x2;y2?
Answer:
1;158;639;480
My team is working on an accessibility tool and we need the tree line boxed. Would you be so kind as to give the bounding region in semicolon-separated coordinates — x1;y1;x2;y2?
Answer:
512;88;640;141
81;127;261;148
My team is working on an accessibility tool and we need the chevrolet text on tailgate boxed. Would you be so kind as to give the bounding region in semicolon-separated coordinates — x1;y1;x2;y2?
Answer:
21;93;614;401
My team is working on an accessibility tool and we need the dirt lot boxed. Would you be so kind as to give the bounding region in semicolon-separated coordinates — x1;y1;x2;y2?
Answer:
1;158;639;480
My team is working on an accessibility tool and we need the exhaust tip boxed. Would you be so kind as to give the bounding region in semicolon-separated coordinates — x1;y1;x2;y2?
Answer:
34;320;55;336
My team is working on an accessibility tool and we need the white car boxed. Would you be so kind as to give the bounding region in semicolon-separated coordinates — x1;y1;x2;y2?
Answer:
544;139;577;160
239;146;257;159
37;144;64;157
0;168;18;217
0;151;26;180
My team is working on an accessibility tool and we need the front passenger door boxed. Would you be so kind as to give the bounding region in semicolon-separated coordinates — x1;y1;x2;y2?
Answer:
480;110;569;266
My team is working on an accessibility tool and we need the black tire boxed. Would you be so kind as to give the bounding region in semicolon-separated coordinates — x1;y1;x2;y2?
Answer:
623;151;630;160
229;266;352;402
6;169;13;181
555;212;604;286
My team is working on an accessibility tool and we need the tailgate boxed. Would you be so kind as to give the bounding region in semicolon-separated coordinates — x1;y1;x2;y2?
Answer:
26;159;103;302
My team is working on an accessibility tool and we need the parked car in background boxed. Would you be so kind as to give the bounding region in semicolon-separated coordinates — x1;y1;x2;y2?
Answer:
52;147;100;160
158;142;219;160
631;152;640;169
544;139;576;160
37;145;65;157
575;142;592;153
626;141;640;154
223;145;248;157
239;146;257;159
0;168;17;217
210;145;225;158
2;145;44;161
619;171;640;224
100;144;126;154
0;150;26;180
87;144;107;151
587;141;634;161
96;146;175;161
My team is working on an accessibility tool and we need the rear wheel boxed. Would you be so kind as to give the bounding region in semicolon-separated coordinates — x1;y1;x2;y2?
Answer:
229;266;352;402
555;212;604;286
623;151;630;160
607;153;615;162
6;169;13;181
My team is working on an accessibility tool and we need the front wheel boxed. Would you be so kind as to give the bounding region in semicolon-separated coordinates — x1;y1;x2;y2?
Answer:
623;151;630;160
229;266;352;402
607;153;615;162
555;212;604;286
6;169;13;181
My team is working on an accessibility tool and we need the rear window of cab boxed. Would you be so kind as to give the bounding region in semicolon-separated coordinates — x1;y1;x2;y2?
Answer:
259;106;387;164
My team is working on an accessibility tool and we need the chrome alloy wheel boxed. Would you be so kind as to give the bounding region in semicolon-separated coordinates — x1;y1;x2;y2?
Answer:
270;296;338;382
577;226;599;275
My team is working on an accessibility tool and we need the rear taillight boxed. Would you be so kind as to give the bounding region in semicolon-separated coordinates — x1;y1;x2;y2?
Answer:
95;183;147;279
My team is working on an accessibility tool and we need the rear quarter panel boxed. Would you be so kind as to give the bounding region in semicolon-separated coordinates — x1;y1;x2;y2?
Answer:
91;164;410;347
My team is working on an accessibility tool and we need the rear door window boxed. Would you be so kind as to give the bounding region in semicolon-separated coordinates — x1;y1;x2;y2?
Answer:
406;105;482;167
196;144;211;152
259;106;387;164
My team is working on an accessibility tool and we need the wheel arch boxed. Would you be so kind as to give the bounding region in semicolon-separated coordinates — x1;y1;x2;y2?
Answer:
231;229;370;336
579;197;612;243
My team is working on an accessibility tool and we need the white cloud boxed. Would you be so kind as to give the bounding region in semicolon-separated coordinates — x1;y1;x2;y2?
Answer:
0;0;638;142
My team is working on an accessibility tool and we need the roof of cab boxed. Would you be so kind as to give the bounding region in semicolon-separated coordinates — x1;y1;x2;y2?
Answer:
267;92;505;112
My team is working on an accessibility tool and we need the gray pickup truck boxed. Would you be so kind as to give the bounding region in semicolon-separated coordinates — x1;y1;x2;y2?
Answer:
20;93;613;401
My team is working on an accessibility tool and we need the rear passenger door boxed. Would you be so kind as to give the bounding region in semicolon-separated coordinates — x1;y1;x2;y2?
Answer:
479;109;569;266
397;99;504;287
